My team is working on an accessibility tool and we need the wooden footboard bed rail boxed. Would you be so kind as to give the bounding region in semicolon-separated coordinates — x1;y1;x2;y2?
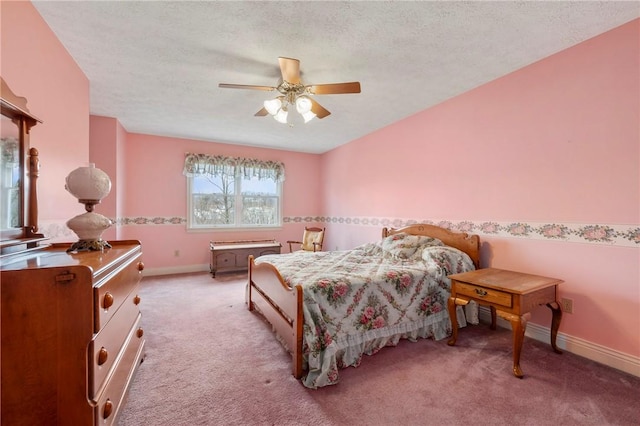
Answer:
247;257;304;378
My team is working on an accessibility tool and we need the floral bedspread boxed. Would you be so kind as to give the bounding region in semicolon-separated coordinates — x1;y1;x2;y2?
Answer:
254;233;476;388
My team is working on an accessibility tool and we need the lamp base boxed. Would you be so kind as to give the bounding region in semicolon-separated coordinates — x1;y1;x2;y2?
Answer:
66;239;112;253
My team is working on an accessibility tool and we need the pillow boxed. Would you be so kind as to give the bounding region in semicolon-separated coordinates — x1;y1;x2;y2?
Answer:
421;245;475;273
381;233;444;260
406;235;445;260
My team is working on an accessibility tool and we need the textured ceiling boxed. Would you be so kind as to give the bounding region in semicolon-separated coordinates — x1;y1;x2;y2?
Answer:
32;1;639;154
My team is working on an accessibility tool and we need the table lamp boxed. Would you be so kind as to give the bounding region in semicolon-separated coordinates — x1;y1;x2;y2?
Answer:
65;163;113;252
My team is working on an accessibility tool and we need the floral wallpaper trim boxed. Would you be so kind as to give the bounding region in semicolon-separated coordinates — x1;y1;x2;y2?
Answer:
118;216;187;226
39;216;640;247
284;216;639;247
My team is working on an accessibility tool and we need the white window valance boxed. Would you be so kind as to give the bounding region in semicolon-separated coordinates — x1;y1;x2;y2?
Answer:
182;152;285;182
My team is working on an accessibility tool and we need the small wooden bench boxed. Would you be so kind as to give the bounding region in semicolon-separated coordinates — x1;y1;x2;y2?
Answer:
209;239;281;277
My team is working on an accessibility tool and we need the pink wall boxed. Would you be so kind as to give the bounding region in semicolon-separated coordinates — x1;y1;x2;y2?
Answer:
113;132;322;272
116;120;128;223
1;1;90;231
89;115;118;241
3;2;637;366
321;20;639;358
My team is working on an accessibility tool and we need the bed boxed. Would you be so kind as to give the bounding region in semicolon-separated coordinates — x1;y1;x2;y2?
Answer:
246;223;480;388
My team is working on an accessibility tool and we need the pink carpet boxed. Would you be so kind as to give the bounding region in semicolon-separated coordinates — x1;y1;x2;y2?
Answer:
118;272;640;425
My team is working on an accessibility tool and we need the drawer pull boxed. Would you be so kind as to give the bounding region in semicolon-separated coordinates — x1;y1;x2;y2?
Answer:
103;292;114;309
475;289;488;297
55;272;76;283
137;261;145;272
134;295;141;305
137;328;144;338
103;399;113;419
97;347;108;365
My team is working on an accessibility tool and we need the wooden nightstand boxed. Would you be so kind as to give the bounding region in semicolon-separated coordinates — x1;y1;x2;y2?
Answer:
447;268;563;378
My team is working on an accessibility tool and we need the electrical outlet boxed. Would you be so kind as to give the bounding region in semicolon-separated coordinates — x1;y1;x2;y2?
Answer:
174;249;180;257
561;297;573;314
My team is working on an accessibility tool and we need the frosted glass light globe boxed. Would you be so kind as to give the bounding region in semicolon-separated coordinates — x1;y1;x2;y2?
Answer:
295;96;312;114
264;98;282;116
65;163;111;202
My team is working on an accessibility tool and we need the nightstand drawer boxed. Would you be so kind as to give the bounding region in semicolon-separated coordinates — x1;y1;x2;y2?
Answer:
455;282;512;308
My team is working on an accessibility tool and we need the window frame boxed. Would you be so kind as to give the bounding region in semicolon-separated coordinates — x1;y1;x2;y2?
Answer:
186;161;284;232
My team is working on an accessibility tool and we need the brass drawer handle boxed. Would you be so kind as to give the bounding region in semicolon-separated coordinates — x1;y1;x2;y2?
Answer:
97;347;108;365
103;399;113;419
55;272;76;283
133;295;141;305
103;292;114;309
475;288;488;297
137;261;145;272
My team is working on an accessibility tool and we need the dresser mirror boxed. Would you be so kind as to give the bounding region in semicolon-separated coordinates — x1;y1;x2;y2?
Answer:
0;77;44;255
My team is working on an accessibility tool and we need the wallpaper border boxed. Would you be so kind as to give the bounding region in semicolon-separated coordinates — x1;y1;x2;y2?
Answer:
296;216;640;247
40;216;640;247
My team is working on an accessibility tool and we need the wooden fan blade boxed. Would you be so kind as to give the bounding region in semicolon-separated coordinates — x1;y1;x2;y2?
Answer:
254;107;269;117
278;57;301;84
307;82;361;95
219;83;276;91
309;98;331;119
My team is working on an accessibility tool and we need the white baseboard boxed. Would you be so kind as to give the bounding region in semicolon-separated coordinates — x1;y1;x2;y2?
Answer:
478;307;640;378
143;263;209;277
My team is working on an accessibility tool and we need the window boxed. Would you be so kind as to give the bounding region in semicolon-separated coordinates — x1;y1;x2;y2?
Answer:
184;153;284;230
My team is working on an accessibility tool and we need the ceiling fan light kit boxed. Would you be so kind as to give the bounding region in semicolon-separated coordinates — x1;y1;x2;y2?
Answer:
264;97;283;115
273;108;288;124
219;57;361;126
295;96;312;113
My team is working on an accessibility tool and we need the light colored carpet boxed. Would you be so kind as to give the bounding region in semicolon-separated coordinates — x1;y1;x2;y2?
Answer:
118;272;640;426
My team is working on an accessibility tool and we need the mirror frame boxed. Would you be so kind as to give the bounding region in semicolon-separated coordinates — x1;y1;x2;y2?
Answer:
0;77;44;256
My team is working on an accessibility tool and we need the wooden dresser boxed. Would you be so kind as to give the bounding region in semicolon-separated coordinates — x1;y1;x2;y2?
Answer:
1;240;146;425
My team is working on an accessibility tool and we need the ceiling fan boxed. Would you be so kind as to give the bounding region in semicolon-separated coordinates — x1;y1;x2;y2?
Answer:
219;57;361;124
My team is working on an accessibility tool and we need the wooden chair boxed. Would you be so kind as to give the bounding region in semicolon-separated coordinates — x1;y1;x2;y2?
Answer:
287;227;325;252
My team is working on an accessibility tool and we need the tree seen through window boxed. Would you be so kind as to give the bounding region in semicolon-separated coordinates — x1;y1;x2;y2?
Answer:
190;170;280;228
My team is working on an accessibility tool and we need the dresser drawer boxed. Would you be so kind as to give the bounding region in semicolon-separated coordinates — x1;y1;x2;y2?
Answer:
94;252;143;332
89;284;142;399
94;313;145;426
455;282;513;308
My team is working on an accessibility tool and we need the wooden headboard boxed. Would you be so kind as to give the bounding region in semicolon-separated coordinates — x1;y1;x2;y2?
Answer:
382;224;480;268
